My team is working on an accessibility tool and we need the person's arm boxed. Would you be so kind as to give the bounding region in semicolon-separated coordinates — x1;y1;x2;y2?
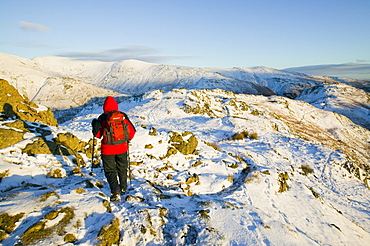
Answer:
92;114;106;138
123;113;136;140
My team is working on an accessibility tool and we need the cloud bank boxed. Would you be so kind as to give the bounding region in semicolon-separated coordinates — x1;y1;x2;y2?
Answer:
285;63;370;80
19;21;50;33
57;45;189;64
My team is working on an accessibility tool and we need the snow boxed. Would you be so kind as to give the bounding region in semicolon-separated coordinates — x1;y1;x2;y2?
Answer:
1;87;369;245
2;52;369;130
1;52;369;245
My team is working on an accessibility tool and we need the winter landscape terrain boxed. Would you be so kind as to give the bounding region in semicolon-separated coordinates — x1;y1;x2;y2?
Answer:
0;52;369;245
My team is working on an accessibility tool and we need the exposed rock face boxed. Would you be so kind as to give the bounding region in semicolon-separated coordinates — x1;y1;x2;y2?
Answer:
0;79;57;126
0;79;92;168
0;79;59;149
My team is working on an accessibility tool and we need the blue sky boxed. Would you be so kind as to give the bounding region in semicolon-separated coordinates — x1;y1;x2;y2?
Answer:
1;0;370;79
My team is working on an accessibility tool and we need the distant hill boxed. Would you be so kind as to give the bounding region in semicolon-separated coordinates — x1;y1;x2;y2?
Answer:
1;52;368;130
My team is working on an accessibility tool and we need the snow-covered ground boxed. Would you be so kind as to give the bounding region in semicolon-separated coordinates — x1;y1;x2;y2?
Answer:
1;88;369;245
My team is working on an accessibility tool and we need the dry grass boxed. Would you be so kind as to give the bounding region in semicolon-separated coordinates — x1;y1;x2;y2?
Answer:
227;174;234;183
0;212;25;237
40;191;60;202
46;168;64;178
301;165;314;175
103;200;112;213
231;131;249;140
64;233;77;243
75;187;85;194
21;207;75;245
0;169;10;179
204;141;221;151
197;209;210;221
278;172;290;193
245;172;260;183
186;173;199;184
97;217;120;246
249;132;258;140
230;130;258;141
0;170;10;184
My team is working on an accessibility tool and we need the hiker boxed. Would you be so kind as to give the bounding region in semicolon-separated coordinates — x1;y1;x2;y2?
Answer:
92;96;136;202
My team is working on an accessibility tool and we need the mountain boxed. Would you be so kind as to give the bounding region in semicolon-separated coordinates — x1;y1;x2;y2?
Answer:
1;52;369;130
0;53;125;110
0;85;369;245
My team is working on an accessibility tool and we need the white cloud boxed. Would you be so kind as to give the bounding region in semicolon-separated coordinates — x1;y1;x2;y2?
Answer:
285;63;370;80
57;45;191;64
19;21;50;33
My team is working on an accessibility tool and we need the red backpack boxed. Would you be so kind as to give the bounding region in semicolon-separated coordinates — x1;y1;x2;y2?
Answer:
102;111;129;145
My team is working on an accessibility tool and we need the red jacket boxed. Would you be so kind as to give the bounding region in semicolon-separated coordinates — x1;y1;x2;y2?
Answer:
95;96;136;155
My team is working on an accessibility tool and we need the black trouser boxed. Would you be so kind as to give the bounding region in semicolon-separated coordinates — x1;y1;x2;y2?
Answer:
102;152;128;194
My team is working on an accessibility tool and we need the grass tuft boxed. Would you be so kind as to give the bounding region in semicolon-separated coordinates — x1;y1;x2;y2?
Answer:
230;130;258;141
0;212;25;241
278;172;290;193
21;207;75;245
301;165;314;175
64;233;77;243
197;209;210;221
97;217;120;246
40;191;60;202
75;187;86;194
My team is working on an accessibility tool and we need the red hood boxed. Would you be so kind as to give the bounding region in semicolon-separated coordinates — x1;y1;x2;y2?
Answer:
103;96;118;113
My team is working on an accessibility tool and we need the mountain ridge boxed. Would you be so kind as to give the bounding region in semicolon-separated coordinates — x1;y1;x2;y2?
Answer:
4;52;370;131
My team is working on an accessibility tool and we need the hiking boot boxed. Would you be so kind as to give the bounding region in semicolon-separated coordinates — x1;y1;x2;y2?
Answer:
110;192;121;202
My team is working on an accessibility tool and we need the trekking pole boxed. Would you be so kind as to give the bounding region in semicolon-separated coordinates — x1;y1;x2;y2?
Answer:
90;136;95;175
128;142;132;191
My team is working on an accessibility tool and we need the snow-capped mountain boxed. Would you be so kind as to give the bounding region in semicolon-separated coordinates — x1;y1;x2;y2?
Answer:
1;52;369;130
0;53;125;110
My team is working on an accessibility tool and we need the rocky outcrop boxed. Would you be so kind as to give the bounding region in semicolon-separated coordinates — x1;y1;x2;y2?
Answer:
0;79;57;126
0;79;59;149
0;79;93;168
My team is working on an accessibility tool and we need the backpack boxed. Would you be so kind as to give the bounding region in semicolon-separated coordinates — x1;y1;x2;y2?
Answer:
102;111;129;145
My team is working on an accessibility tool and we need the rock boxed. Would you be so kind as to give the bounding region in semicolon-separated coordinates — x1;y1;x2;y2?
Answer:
0;79;57;126
0;128;25;149
169;131;198;155
54;132;87;153
22;137;61;156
